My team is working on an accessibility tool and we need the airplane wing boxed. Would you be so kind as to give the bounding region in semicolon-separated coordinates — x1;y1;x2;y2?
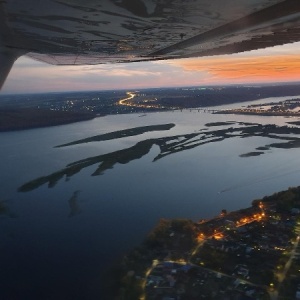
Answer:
0;0;300;88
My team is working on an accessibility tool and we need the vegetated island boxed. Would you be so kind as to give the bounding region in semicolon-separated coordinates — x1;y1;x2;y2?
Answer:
18;122;300;192
205;121;236;127
111;187;300;300
55;123;175;148
239;151;264;157
0;108;96;131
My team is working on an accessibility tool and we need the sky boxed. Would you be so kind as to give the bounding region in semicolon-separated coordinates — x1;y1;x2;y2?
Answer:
2;42;300;94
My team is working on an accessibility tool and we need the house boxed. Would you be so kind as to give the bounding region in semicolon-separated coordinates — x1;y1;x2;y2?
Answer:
291;208;300;214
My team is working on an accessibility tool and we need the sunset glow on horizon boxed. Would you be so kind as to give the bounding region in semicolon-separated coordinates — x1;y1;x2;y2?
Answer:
171;54;300;84
2;42;300;94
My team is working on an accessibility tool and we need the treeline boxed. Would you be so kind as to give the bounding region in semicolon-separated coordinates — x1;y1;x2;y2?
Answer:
253;186;300;211
0;108;95;131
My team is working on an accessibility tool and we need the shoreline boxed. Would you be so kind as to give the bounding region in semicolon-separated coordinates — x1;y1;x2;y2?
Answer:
114;186;300;300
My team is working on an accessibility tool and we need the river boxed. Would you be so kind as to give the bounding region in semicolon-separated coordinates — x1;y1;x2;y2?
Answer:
1;95;300;299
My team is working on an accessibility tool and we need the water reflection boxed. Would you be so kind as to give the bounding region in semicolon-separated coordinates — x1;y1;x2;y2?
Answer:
19;122;300;192
68;191;81;217
0;200;8;215
0;200;16;218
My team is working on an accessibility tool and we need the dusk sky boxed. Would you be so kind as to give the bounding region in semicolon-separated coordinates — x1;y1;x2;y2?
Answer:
2;42;300;94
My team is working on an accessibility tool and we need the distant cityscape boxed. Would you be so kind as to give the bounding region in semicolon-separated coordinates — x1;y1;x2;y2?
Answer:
218;98;300;117
1;83;300;132
1;83;300;116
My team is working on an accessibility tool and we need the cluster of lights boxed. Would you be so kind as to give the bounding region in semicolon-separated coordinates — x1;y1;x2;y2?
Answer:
222;106;300;115
274;246;286;251
214;233;224;240
197;233;205;241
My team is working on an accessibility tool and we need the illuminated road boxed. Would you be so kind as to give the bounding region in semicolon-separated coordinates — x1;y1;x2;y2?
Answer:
118;91;163;109
118;92;136;106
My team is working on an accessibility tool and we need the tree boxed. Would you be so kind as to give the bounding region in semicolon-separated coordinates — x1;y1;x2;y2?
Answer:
221;209;227;216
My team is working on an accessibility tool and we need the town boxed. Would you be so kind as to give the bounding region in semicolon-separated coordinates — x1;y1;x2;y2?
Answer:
218;99;300;117
117;187;300;300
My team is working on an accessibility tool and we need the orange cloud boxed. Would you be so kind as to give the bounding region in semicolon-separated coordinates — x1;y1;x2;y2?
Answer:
171;54;300;84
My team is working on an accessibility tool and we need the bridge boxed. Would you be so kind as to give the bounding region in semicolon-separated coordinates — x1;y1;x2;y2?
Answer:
180;108;220;113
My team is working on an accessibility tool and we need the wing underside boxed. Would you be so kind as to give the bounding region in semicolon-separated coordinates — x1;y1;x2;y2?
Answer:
0;0;300;66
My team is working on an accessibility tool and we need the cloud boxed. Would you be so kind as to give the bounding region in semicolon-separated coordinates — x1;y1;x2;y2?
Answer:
170;53;300;84
2;56;210;93
2;42;300;94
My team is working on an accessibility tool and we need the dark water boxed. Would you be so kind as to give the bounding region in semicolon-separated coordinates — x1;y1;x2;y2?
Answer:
1;96;300;299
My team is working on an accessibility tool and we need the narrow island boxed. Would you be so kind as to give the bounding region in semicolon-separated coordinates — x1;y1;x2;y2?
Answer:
113;187;300;300
18;122;300;192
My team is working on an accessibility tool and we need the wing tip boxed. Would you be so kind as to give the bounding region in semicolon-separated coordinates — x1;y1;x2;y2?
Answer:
0;48;23;90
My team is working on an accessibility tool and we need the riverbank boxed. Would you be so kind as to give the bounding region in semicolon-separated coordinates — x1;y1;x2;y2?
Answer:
0;108;96;131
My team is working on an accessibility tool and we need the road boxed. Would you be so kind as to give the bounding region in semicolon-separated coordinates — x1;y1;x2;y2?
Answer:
118;92;135;106
270;224;300;300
